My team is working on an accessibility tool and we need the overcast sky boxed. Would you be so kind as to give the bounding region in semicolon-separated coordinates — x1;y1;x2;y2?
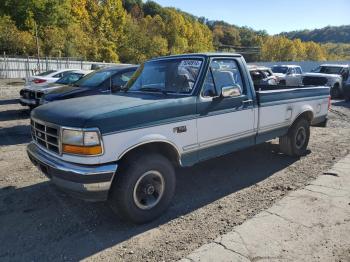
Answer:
153;0;349;34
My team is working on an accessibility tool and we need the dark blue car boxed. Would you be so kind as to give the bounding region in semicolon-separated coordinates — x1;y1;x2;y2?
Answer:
40;65;138;105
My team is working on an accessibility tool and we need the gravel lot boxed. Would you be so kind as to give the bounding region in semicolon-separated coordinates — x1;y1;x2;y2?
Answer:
1;79;350;261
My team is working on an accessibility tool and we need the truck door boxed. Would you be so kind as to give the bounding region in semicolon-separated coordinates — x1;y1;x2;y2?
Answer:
295;67;303;86
196;58;256;161
285;68;296;86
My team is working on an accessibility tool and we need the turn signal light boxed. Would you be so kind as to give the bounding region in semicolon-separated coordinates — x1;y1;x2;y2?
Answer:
62;144;102;155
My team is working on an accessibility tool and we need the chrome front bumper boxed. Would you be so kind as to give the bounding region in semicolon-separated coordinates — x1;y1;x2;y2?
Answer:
27;142;117;201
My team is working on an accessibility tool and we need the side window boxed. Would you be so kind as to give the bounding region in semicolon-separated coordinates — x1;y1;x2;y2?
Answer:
202;59;244;97
112;71;134;87
53;73;63;78
68;74;82;83
295;68;302;74
211;59;244;95
202;69;216;97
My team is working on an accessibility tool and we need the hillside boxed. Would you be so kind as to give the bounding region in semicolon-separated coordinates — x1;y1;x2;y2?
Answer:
280;25;350;43
0;0;347;62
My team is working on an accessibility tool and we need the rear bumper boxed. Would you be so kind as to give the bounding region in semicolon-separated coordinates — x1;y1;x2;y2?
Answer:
27;142;117;201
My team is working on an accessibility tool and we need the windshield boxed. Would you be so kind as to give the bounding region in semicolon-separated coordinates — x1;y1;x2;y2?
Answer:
318;66;343;75
125;58;203;94
271;66;288;74
36;70;56;76
74;70;114;88
56;73;84;85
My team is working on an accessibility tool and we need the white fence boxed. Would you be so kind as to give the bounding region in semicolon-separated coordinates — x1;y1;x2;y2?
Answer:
0;56;116;79
250;60;350;72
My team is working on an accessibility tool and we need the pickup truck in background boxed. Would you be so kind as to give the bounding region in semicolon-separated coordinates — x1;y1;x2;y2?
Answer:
20;70;92;109
271;65;303;86
248;65;278;86
27;53;330;224
303;64;349;98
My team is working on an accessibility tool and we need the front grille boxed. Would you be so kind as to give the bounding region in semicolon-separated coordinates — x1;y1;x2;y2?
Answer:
303;76;328;86
22;90;36;99
31;118;60;154
35;92;43;99
21;90;43;100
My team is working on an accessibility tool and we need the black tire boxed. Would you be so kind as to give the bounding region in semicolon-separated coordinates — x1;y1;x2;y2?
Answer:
279;118;310;157
109;153;176;224
330;84;341;99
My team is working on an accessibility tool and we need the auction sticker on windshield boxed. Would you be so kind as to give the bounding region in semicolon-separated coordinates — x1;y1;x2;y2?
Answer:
179;60;202;68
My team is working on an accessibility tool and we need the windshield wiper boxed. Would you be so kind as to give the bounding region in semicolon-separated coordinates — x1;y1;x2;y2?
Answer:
139;87;168;95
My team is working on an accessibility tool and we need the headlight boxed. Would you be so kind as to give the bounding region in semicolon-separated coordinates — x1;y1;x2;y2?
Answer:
62;128;103;155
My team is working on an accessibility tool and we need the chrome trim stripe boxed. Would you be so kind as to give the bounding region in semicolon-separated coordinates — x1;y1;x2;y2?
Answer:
258;121;291;133
260;95;329;107
104;107;254;136
183;129;256;153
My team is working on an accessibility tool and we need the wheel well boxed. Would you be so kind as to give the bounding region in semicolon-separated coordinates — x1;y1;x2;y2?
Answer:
119;142;180;167
293;111;313;126
333;82;340;87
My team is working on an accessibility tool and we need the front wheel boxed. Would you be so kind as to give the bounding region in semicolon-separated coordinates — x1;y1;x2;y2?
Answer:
109;153;176;224
279;118;310;157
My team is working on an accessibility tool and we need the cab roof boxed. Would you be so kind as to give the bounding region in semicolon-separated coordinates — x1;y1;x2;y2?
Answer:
149;52;242;61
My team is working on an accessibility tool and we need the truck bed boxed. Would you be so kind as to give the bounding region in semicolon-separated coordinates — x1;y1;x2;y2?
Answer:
255;85;330;106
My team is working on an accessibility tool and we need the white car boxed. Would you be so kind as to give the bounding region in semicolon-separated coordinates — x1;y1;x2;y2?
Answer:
271;65;303;86
25;69;81;88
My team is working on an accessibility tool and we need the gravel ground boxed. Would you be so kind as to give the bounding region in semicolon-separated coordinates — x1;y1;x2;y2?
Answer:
0;79;350;261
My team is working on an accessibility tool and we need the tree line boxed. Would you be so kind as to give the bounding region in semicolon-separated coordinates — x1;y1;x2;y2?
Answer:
0;0;348;63
280;25;350;44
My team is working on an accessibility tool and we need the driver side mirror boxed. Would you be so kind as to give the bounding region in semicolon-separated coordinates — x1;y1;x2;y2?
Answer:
221;84;242;98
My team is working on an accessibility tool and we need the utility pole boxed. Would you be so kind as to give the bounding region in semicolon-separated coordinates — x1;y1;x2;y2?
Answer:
34;21;40;73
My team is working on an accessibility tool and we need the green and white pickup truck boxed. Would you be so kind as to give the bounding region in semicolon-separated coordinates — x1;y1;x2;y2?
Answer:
27;53;330;223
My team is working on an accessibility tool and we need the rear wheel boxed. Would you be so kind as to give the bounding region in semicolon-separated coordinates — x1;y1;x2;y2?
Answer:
279;118;310;157
109;153;176;224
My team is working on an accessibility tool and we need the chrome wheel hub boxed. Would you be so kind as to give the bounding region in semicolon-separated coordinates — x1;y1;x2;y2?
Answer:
133;170;165;210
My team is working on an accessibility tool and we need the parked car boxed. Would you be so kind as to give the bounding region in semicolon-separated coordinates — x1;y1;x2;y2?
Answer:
27;53;330;224
39;65;138;104
303;64;349;98
248;65;278;87
25;69;79;88
271;65;303;86
20;70;92;108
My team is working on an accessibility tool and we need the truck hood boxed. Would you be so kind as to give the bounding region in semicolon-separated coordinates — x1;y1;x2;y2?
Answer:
31;93;196;134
